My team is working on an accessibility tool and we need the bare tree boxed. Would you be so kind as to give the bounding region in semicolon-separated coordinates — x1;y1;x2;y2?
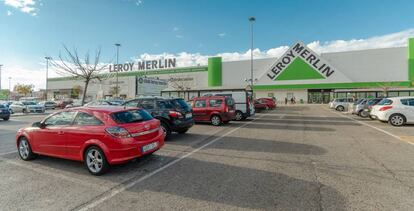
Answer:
376;82;394;97
168;75;194;91
50;45;109;105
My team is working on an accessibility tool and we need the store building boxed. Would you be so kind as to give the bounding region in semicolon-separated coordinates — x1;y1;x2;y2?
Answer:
47;38;414;103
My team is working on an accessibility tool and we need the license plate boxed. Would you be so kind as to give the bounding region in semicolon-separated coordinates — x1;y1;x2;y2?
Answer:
185;113;192;118
142;142;158;153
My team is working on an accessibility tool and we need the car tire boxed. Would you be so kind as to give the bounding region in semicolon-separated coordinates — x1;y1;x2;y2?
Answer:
235;111;243;121
360;110;369;118
177;128;189;134
22;109;27;114
210;115;222;126
336;106;345;112
18;137;36;161
84;146;110;176
160;121;172;139
389;114;406;127
3;117;9;121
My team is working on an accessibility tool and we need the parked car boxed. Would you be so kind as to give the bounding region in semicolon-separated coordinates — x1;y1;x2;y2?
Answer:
257;98;276;109
351;98;368;115
205;91;255;121
254;100;268;112
39;101;57;109
123;97;194;138
21;101;45;113
16;107;165;175
9;101;27;113
329;98;355;111
190;96;236;126
57;99;73;109
85;100;120;107
65;100;83;108
0;104;11;121
359;98;383;118
370;97;414;126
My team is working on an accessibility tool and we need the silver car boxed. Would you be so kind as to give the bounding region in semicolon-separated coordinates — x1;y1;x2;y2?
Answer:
329;98;355;111
21;101;45;113
351;98;368;115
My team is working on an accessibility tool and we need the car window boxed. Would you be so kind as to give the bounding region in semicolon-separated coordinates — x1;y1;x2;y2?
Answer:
170;99;191;110
157;101;173;110
111;109;153;124
209;99;223;107
0;104;5;108
402;98;414;106
44;111;77;126
194;100;206;108
73;112;103;126
138;99;155;110
225;98;235;106
377;99;393;106
124;100;139;107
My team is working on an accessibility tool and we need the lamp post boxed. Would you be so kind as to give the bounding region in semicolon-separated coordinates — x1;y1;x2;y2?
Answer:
8;77;11;101
45;57;51;100
249;16;255;90
115;43;121;98
0;64;3;90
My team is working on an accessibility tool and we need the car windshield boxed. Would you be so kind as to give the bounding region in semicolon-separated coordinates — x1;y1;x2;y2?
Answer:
22;102;37;105
355;99;365;105
111;109;153;124
377;99;393;105
0;104;5;108
225;97;235;106
170;99;190;110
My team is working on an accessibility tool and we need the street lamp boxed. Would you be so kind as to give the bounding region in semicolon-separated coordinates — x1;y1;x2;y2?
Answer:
45;56;51;100
8;77;11;101
249;16;255;90
114;43;121;98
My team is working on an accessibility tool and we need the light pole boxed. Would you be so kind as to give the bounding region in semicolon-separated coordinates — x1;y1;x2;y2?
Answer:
115;43;121;98
8;77;11;101
45;57;51;100
249;17;255;90
0;64;3;90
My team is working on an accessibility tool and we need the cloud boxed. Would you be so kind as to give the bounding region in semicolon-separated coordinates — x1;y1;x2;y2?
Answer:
175;35;183;39
135;0;142;6
6;10;12;16
218;32;226;37
3;0;38;16
173;27;179;32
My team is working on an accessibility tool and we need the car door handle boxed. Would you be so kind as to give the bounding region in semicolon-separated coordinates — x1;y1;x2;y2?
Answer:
57;131;65;135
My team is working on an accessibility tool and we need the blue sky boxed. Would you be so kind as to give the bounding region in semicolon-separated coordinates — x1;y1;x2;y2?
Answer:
1;0;414;90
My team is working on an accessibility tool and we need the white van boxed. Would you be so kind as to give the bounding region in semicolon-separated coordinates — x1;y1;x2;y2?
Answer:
204;91;255;120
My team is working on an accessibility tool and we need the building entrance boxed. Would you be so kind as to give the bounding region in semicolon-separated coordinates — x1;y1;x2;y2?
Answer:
308;89;332;104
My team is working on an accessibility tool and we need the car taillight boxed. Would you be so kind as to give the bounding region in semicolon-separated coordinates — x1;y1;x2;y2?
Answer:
379;106;393;111
105;126;131;138
169;111;183;118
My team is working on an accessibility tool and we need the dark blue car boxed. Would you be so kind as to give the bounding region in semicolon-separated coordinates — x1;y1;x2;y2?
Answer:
0;104;11;121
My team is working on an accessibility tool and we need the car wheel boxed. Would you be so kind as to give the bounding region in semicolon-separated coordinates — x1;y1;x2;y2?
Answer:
211;115;222;126
22;109;27;114
177;128;189;134
235;111;243;121
18;137;36;161
160;121;172;139
336;106;345;112
360;110;369;118
3;117;9;121
10;109;14;114
389;114;406;127
84;146;109;176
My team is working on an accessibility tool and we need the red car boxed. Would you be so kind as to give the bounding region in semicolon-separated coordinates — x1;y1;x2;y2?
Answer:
190;96;236;126
16;107;165;175
258;98;276;109
254;100;268;112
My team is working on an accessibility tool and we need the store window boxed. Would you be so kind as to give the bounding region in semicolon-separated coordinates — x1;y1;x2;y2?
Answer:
388;91;399;97
398;91;410;97
268;93;274;98
356;92;366;99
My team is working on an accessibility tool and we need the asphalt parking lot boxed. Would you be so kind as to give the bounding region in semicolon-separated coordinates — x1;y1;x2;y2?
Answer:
1;105;414;210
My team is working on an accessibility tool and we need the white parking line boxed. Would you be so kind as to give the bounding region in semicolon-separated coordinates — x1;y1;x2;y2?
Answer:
325;108;414;146
0;150;17;156
76;115;264;211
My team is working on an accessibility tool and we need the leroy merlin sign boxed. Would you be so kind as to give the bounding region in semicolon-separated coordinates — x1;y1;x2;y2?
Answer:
267;42;336;80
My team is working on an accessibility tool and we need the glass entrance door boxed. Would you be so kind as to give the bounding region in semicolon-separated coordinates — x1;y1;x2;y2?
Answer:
308;89;332;104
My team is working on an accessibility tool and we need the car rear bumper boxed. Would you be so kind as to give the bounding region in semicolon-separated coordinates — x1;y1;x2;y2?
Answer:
0;113;10;118
170;118;194;132
107;129;166;164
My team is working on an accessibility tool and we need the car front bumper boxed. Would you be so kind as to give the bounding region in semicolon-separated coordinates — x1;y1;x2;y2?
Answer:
170;118;194;132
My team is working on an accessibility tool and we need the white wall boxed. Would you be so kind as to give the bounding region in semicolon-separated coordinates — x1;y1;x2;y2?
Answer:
222;58;275;87
255;89;308;104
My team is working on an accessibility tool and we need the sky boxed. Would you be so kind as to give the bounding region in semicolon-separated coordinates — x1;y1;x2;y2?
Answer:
1;0;414;90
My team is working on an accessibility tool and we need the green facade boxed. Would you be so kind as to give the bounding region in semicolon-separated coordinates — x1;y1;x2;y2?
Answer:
208;57;222;86
275;58;325;81
409;38;414;86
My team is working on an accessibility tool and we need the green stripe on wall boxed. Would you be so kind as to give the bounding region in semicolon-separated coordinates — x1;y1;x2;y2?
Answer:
409;38;414;86
208;57;222;86
253;81;411;90
48;66;208;82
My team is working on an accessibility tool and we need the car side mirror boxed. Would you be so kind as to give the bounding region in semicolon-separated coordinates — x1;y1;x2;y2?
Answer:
32;121;42;128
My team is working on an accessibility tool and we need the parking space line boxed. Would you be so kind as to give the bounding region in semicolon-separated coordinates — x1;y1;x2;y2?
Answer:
325;108;414;146
75;115;264;211
0;150;17;156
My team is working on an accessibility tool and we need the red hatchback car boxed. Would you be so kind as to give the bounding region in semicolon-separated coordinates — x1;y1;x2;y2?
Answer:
16;107;165;175
257;98;277;110
190;96;236;126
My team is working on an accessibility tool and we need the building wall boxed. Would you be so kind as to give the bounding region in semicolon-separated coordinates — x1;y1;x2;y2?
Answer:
255;89;308;104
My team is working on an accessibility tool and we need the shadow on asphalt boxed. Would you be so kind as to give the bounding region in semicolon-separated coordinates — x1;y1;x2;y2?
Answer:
225;122;336;132
255;118;360;126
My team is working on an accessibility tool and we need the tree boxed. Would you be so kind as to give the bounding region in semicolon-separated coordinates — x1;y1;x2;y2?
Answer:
109;85;121;96
71;85;82;99
168;75;194;91
14;84;34;96
50;45;109;105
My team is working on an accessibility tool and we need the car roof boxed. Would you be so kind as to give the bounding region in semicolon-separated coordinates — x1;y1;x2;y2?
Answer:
192;96;227;100
69;106;134;114
384;96;414;100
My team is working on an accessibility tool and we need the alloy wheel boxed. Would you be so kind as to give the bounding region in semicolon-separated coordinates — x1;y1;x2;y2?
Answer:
86;149;104;173
19;139;30;159
235;112;243;121
211;116;221;126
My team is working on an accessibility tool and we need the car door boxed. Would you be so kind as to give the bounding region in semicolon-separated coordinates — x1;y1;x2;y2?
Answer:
406;98;414;123
192;99;207;121
32;111;77;157
65;111;105;160
138;99;156;116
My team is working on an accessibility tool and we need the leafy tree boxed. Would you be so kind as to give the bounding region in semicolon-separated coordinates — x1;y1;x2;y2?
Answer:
14;84;34;96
